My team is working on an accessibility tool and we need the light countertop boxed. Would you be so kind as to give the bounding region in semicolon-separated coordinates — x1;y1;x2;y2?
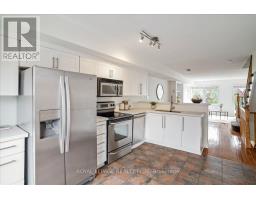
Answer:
96;116;108;123
117;108;205;117
0;126;29;143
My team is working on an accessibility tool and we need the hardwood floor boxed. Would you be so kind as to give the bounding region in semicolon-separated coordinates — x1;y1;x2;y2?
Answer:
207;121;256;166
90;121;256;185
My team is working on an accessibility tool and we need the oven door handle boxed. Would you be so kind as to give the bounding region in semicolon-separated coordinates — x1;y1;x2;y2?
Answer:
109;119;131;126
109;122;118;126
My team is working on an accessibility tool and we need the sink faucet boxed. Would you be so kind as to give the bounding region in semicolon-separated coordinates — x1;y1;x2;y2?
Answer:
170;96;175;111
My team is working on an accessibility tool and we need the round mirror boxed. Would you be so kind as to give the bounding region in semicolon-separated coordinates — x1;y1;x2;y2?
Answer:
156;84;164;100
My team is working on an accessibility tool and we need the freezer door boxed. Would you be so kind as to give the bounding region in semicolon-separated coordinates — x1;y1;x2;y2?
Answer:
34;67;66;185
64;72;97;185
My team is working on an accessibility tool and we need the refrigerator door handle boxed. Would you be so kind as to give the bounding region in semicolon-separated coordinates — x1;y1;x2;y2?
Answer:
65;76;71;153
59;76;65;154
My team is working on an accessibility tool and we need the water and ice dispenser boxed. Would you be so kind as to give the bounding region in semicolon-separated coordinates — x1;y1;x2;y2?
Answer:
39;110;61;139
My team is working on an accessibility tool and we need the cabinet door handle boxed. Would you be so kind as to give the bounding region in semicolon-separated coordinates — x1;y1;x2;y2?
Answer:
52;57;55;68
0;145;16;151
57;57;59;68
182;117;184;131
139;83;142;95
0;160;16;167
162;116;164;129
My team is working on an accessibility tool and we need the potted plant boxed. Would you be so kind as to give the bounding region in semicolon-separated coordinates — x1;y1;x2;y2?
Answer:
150;101;157;109
191;95;203;103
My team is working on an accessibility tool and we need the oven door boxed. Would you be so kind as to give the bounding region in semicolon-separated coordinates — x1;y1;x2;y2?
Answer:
108;118;133;152
100;82;118;97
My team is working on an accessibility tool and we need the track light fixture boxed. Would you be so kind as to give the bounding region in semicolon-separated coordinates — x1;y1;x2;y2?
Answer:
139;31;161;50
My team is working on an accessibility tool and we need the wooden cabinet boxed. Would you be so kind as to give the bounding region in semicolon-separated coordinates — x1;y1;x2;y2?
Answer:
79;57;98;75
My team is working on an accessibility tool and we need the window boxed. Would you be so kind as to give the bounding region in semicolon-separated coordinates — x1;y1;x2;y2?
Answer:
191;87;219;104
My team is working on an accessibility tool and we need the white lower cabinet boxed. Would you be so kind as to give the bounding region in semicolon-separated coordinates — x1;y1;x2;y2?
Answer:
0;139;25;185
181;116;202;155
145;113;164;144
163;115;183;150
96;121;107;168
145;113;203;155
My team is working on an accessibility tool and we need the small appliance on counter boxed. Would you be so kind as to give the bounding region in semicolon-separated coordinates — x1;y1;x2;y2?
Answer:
119;100;130;111
97;101;133;164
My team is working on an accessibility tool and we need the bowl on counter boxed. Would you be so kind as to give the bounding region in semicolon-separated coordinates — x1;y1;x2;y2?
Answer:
191;98;203;103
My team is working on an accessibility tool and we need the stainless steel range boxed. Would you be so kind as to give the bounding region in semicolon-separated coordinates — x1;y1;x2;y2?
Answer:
97;101;133;163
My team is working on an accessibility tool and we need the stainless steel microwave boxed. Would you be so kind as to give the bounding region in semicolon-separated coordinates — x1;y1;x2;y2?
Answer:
97;78;123;97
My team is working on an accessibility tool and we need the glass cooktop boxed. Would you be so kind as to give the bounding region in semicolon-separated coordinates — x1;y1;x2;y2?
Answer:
97;112;133;120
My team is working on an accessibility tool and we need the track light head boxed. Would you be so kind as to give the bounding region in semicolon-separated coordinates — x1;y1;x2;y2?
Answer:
139;35;144;43
149;40;153;46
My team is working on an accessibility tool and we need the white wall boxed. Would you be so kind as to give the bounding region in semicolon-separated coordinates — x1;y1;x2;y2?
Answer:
148;76;169;102
0;96;17;126
252;50;256;73
191;79;246;116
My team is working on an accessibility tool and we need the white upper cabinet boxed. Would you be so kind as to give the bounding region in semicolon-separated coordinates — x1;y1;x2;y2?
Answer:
55;50;79;72
79;57;98;75
97;62;123;80
19;44;79;73
122;68;148;96
0;35;19;96
0;60;19;96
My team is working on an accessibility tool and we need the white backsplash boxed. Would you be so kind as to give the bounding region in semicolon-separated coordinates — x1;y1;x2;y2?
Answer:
97;96;148;110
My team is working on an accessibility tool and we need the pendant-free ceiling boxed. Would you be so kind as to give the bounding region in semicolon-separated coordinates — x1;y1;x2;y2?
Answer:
139;31;161;50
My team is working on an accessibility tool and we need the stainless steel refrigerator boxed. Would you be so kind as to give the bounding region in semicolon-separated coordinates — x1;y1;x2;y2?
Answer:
18;66;97;185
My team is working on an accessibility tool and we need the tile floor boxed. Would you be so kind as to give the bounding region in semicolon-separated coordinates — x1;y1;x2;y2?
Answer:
91;143;256;185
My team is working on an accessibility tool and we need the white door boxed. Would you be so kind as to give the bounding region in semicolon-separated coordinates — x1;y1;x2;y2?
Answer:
145;113;163;144
182;116;202;154
163;115;182;149
79;57;98;75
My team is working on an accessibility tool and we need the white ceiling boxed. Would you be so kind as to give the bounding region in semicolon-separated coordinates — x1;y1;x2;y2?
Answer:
39;14;256;81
